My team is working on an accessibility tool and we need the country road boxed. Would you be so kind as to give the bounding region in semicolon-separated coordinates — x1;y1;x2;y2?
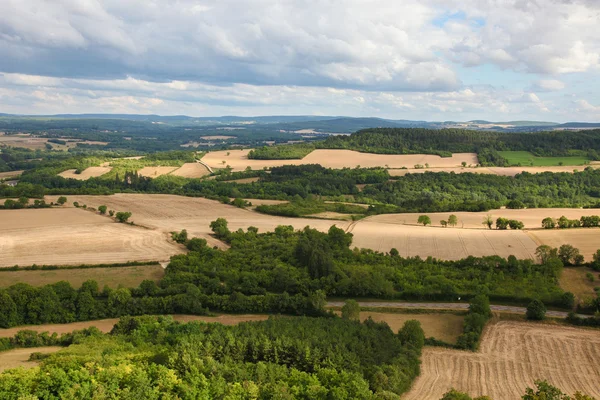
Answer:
326;301;576;318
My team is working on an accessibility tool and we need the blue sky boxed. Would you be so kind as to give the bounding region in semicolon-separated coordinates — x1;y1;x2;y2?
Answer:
0;0;599;121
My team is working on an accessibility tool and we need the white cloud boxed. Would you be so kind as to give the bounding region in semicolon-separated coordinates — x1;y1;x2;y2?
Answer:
533;79;566;91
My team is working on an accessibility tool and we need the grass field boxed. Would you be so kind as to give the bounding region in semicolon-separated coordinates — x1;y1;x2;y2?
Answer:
498;151;590;166
560;267;600;303
404;321;600;400
0;265;165;289
0;347;62;373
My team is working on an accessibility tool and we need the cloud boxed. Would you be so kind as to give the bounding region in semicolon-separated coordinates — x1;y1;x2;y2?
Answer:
533;79;566;91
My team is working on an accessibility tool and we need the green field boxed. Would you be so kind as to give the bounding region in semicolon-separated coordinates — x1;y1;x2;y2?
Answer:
498;151;590;166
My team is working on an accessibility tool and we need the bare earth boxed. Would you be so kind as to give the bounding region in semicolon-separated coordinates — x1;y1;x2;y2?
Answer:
0;170;24;179
201;149;479;171
58;166;112;180
137;166;178;178
0;315;269;338
0;347;62;372
403;321;600;400
370;208;600;230
0;208;183;267
171;163;211;178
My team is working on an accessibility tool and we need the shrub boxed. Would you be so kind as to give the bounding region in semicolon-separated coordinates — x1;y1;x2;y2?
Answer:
526;299;547;321
341;299;361;321
115;212;132;223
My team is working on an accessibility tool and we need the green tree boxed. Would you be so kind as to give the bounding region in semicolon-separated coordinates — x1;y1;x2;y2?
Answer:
341;299;360;321
526;299;547;321
469;295;492;318
398;320;425;352
0;291;18;328
418;215;431;226
448;214;458;227
98;205;107;214
115;211;132;223
57;196;67;205
109;210;115;217
210;218;231;240
522;380;594;400
186;238;208;252
535;245;558;264
496;217;509;230
440;220;448;227
542;217;556;229
558;244;580;266
508;220;524;230
482;215;493;230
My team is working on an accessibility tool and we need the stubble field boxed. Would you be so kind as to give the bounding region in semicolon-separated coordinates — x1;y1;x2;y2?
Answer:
170;162;211;178
58;166;112;180
0;208;183;267
403;321;600;400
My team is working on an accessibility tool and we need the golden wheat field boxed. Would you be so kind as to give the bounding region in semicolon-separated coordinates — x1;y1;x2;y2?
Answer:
0;208;183;267
403;321;600;400
201;149;479;171
170;162;211;178
58;166;112;180
527;228;600;260
388;165;600;177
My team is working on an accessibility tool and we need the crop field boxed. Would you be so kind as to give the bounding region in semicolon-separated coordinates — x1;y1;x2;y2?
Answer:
498;151;590;166
0;315;270;338
137;166;178;178
201;149;479;171
0;170;23;180
369;208;600;230
0;134;48;150
403;321;600;400
348;220;539;260
0;265;165;289
527;228;600;261
0;208;183;267
388;164;600;177
171;162;211;178
0;347;62;373
58;166;112;180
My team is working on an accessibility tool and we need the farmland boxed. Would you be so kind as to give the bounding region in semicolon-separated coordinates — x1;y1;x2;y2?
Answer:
388;164;600;177
498;151;590;166
170;162;211;178
527;228;600;261
0;208;183;267
0;347;62;373
0;264;165;289
403;321;600;400
58;166;112;180
201;149;479;171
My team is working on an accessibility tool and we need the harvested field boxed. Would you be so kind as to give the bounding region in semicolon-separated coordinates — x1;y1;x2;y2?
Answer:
388;165;600;177
137;166;178;178
201;149;479;171
171;163;210;178
58;166;112;180
307;211;354;220
0;135;48;150
560;267;599;302
0;347;62;372
0;208;183;267
0;265;165;289
0;315;270;338
527;229;600;261
222;177;260;183
349;220;539;260
201;135;235;140
0;170;23;179
52;194;346;249
368;208;600;230
403;321;600;400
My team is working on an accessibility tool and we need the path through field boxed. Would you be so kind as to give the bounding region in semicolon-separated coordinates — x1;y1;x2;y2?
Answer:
403;321;600;400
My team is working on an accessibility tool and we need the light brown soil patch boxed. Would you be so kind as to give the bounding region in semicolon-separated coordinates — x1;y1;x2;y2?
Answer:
349;220;539;260
171;163;211;178
0;347;62;372
368;208;600;230
560;267;599;302
245;199;289;206
0;265;165;289
201;135;235;140
388;165;600;177
137;166;178;178
527;229;600;261
389;167;496;176
307;212;354;220
403;321;600;400
0;315;269;338
0;208;183;267
201;150;479;172
58;166;112;180
0;136;48;150
0;170;23;179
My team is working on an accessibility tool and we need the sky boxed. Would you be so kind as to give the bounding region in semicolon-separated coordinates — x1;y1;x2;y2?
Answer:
0;0;599;122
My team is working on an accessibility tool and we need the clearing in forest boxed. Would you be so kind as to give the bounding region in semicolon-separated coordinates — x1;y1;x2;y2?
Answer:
201;149;478;171
560;267;600;302
498;151;590;166
137;166;179;178
403;321;600;400
0;265;165;289
0;208;183;267
0;347;62;372
0;170;24;180
58;166;112;180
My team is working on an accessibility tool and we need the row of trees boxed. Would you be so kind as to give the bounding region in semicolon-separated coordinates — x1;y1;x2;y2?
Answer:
542;215;600;229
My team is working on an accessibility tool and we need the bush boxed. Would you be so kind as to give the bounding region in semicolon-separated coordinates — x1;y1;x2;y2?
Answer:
398;320;425;352
98;205;107;214
341;299;360;321
115;211;132;223
526;299;547;321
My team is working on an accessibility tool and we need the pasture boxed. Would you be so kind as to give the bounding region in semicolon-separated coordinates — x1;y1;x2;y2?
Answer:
498;151;590;166
0;264;165;289
0;208;183;267
403;321;600;400
201;149;479;171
